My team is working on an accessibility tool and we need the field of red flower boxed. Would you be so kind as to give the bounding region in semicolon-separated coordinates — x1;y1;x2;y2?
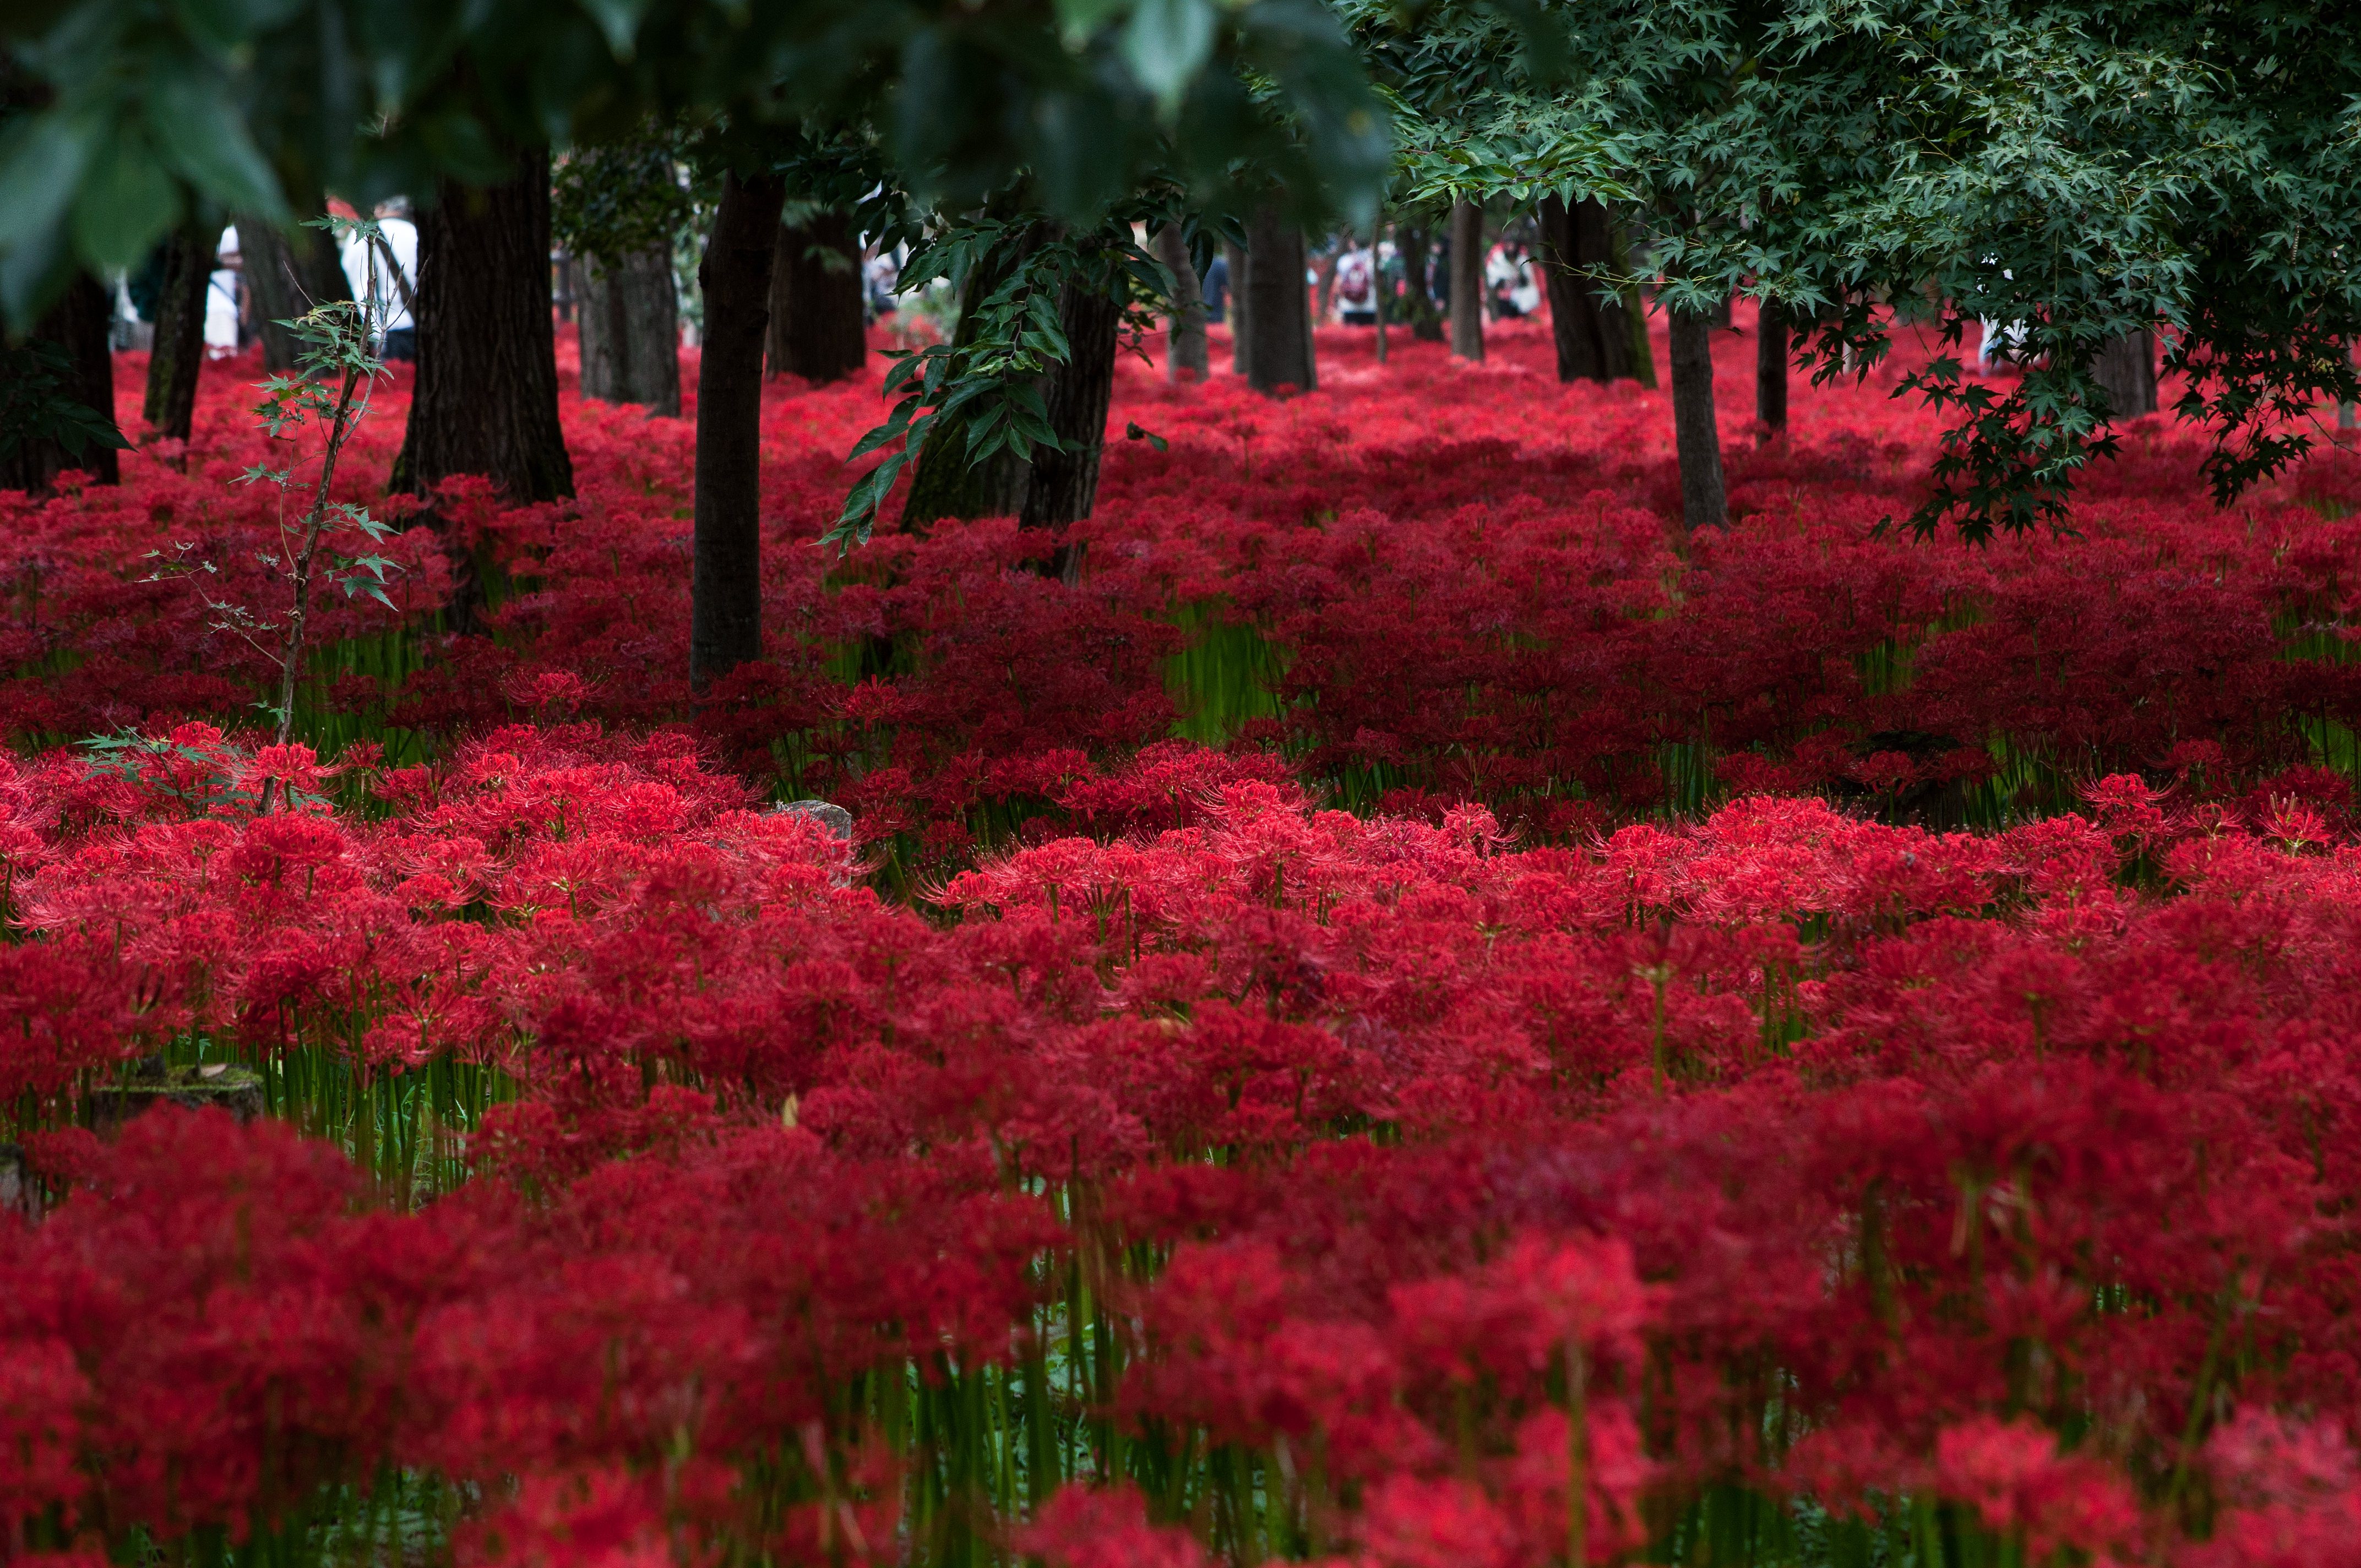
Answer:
7;308;2361;1568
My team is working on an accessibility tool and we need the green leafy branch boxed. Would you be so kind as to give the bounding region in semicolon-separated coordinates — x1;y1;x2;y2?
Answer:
823;220;1163;553
142;216;405;804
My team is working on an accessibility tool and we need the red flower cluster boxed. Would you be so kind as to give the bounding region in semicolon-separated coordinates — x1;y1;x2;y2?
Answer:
2;728;2359;1564
5;311;2359;862
8;307;2361;1567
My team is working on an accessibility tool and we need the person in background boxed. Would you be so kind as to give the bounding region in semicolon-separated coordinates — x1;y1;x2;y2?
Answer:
1506;240;1541;318
1973;315;2027;375
1332;235;1377;325
1203;250;1229;325
864;246;901;321
205;226;243;355
341;200;419;360
1486;238;1539;321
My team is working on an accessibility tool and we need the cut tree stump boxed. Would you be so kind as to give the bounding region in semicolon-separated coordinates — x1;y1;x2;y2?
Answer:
88;1060;266;1136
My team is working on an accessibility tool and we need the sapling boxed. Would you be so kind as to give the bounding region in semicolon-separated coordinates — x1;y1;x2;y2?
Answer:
145;216;404;813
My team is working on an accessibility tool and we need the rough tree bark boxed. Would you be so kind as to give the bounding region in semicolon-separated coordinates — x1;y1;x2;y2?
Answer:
1448;200;1485;363
689;171;787;689
1020;275;1123;581
579;247;682;416
1668;306;1727;531
241;222;308;373
1536;197;1639;384
1155;224;1209;382
1244;206;1314;395
391;150;574;505
2;272;119;492
144;223;212;443
1400;225;1443;342
1756;302;1788;440
242;202;352;373
1225;238;1252;377
901;230;1040;531
2092;330;2157;418
766;210;867;384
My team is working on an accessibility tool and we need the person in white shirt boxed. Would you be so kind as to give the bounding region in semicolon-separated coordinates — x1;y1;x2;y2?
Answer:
1485;241;1540;320
205;225;243;355
1332;238;1377;325
1508;245;1542;318
341;203;420;359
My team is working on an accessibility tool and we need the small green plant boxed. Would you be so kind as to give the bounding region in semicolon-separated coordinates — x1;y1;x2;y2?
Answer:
144;216;404;810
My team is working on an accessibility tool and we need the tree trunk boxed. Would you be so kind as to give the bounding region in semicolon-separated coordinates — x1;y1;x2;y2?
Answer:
1668;306;1727;531
144;224;211;442
1614;227;1658;390
2091;330;2157;418
1244;206;1314;395
766;211;867;384
391;149;574;504
1225;239;1251;377
242;220;307;373
901;229;1040;531
239;202;351;374
1019;274;1122;581
689;170;787;690
579;247;682;416
1756;302;1788;440
1536;197;1639;384
2;273;120;492
1448;200;1485;363
1155;224;1209;382
1401;225;1443;342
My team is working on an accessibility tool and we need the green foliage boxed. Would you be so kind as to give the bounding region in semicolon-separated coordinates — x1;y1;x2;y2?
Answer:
825;215;1172;552
1357;0;2361;542
0;0;1389;325
76;729;324;815
0;335;127;466
551;129;695;265
143;216;401;754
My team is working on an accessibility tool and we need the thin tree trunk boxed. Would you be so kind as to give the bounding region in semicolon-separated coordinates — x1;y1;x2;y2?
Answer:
144;223;211;442
1449;200;1485;363
580;247;682;416
1756;301;1788;440
1537;197;1638;384
901;228;1040;531
238;200;350;375
296;213;351;314
1020;272;1122;581
578;258;614;395
766;211;867;384
2;273;121;492
690;170;786;690
1155;224;1209;382
1401;225;1443;342
1225;239;1252;377
242;220;309;373
1668;306;1727;531
2092;330;2157;418
1245;205;1314;395
391;149;574;504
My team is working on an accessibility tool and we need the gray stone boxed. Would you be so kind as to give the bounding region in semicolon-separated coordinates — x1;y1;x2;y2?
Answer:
88;1063;266;1136
774;798;853;841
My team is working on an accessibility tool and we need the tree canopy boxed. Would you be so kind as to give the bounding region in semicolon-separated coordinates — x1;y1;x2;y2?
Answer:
11;0;2361;541
0;0;1388;320
1373;0;2361;537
